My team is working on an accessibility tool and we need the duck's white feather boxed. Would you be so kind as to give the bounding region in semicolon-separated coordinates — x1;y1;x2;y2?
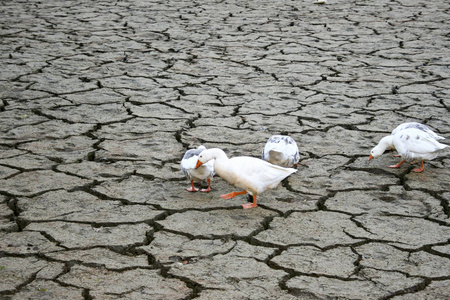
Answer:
391;122;445;140
262;135;299;168
199;148;296;196
393;128;448;162
181;145;214;182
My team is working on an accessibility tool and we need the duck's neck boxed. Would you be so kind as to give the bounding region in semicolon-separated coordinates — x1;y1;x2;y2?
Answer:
379;135;394;151
209;148;228;161
209;148;230;177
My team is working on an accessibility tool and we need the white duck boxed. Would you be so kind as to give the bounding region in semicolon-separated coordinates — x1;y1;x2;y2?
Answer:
370;122;445;159
369;128;448;172
181;145;214;192
262;135;300;168
195;148;297;209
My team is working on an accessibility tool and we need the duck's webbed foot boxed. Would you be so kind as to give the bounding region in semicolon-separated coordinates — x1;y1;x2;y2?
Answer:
388;160;406;169
411;161;425;173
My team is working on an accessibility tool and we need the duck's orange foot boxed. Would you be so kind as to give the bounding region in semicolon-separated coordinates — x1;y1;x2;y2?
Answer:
200;179;211;192
220;191;247;200
241;202;258;209
186;181;198;192
388;160;406;169
411;162;424;173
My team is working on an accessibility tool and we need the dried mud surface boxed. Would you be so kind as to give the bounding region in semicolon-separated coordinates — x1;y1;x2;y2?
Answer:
1;0;449;299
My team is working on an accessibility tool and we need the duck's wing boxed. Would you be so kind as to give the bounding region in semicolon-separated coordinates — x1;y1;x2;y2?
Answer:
264;136;298;155
391;122;419;135
285;142;300;166
262;136;279;160
181;146;206;172
411;123;445;140
392;122;444;140
395;130;448;160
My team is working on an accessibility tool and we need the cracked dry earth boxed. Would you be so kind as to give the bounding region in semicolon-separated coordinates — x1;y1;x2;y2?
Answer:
0;0;449;299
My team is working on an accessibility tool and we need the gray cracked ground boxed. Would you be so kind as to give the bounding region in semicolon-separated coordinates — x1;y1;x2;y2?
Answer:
0;0;449;299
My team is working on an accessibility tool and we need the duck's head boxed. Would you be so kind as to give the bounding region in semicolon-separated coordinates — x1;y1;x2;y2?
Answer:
369;145;384;160
195;149;214;169
369;135;394;161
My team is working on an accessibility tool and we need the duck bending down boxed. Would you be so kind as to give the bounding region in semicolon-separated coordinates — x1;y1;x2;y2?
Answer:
369;128;448;173
195;148;297;209
262;135;300;168
181;145;215;192
373;122;445;158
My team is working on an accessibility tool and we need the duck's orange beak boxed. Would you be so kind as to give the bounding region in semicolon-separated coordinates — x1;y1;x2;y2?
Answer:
195;160;203;169
368;155;374;161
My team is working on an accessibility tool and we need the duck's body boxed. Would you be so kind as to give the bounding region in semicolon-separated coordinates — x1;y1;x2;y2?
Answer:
262;135;300;168
369;128;448;172
181;145;214;192
391;122;445;141
196;148;297;208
